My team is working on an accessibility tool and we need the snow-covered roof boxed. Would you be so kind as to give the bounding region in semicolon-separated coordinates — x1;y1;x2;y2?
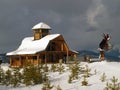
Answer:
32;22;51;30
70;49;79;54
7;34;60;55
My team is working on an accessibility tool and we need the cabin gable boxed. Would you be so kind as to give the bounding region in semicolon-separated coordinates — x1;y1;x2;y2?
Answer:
46;35;69;52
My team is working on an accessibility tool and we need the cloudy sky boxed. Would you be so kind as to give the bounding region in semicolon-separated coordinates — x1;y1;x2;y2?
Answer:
0;0;120;53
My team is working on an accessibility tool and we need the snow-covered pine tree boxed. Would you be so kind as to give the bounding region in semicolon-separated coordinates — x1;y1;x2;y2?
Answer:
38;62;44;70
23;65;33;86
81;75;88;86
42;78;54;90
23;64;45;86
11;68;22;87
84;65;91;77
56;85;62;90
43;64;49;72
4;69;12;86
56;59;64;74
68;75;72;83
50;64;57;72
0;66;5;85
71;63;80;79
100;72;106;82
42;73;49;83
32;66;43;85
104;76;120;90
68;62;81;83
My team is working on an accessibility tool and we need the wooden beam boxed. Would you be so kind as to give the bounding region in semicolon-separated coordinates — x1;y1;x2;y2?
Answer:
19;56;22;67
61;43;64;51
66;49;69;64
37;54;39;64
10;56;12;67
45;53;47;64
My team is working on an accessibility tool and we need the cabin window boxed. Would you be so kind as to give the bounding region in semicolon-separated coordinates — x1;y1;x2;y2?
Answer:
42;29;49;33
35;30;40;33
21;56;26;60
33;56;37;60
51;42;56;50
13;56;20;60
47;42;56;51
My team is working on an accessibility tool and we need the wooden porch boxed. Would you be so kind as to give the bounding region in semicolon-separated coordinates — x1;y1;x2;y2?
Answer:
9;51;77;67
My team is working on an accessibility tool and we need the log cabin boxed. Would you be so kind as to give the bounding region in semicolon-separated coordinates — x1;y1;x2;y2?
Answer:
7;22;78;67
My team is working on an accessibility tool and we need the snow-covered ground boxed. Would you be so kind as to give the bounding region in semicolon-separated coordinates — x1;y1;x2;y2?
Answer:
0;61;120;90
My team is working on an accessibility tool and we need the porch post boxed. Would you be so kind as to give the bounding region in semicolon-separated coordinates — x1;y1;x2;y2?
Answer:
61;43;64;51
37;54;39;65
66;50;69;63
19;56;22;67
10;56;12;67
45;52;47;65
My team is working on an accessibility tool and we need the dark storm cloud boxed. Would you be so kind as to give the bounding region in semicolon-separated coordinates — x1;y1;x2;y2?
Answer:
86;27;97;32
0;0;120;53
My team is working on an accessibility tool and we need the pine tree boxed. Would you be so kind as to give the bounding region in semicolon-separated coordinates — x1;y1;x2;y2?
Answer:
84;65;91;77
43;64;49;72
81;75;88;86
32;66;43;85
100;72;106;82
23;60;33;67
56;85;62;90
104;76;120;90
56;60;64;74
42;78;54;90
4;69;12;86
42;73;49;83
68;75;72;83
11;68;22;87
71;65;79;80
23;65;33;86
23;64;45;86
38;62;44;69
68;62;80;83
50;64;57;72
0;66;5;85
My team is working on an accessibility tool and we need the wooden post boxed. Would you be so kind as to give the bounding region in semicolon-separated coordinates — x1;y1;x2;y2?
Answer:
19;56;22;67
53;53;55;63
10;56;12;67
37;55;39;65
61;43;63;51
45;52;47;65
66;50;69;64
